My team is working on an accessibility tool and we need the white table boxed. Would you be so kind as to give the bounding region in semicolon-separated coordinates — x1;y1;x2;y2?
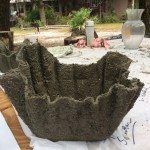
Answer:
0;112;20;150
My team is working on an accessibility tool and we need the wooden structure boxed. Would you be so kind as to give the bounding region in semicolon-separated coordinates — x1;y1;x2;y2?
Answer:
0;90;32;149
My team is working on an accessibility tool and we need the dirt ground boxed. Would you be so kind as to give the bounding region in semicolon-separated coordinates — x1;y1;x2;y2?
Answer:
12;23;122;47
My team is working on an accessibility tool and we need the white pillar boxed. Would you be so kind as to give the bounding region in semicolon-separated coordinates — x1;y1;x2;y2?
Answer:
85;20;94;47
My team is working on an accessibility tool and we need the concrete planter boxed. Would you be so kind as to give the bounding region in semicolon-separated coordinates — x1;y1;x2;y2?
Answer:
0;43;144;141
0;41;18;73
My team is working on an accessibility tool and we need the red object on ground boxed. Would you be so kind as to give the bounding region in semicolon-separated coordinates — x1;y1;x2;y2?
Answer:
74;39;86;48
91;38;110;49
74;38;110;49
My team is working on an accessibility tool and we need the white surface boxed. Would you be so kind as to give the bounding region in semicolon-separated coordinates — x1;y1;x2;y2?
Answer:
1;38;150;150
0;112;20;150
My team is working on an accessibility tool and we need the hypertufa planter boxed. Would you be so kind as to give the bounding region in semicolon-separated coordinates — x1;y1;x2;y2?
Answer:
0;43;144;141
0;40;18;73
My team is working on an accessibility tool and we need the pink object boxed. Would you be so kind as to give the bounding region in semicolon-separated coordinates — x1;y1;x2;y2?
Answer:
103;39;110;49
74;38;110;49
74;39;86;48
91;38;101;48
91;38;110;49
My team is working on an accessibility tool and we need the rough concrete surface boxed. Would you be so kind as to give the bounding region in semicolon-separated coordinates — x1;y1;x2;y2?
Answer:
0;40;18;73
0;42;144;141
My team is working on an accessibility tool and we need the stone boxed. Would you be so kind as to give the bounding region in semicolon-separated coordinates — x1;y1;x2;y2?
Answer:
0;42;144;141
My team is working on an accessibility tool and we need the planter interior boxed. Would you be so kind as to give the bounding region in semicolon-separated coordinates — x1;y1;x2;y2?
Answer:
0;42;144;141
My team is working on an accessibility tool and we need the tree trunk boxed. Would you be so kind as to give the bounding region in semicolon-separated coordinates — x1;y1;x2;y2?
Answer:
58;0;63;15
23;1;27;15
39;0;46;26
0;0;10;31
139;0;150;37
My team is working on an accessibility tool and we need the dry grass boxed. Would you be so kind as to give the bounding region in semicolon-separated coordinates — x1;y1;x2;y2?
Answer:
95;23;123;32
11;27;36;36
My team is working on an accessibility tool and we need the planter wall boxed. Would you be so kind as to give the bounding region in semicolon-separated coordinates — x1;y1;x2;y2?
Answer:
0;40;18;73
0;43;144;141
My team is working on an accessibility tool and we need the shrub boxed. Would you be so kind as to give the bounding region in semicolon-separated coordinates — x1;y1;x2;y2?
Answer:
26;9;40;22
69;8;92;31
16;17;30;28
56;15;70;25
120;12;127;22
90;15;102;24
15;16;30;28
45;7;57;24
35;20;44;27
102;13;120;23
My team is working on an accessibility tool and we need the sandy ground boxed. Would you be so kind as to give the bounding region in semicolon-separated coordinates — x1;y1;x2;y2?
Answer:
13;28;121;47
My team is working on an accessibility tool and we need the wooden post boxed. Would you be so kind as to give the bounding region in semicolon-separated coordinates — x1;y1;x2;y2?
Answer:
58;0;63;15
23;1;27;15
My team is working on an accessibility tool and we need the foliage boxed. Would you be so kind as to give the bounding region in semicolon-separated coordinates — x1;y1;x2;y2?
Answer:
16;17;30;28
90;13;121;24
102;13;120;23
56;15;70;25
120;13;127;22
90;15;102;24
35;20;44;27
45;6;57;24
69;8;92;30
14;5;122;28
26;9;40;22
